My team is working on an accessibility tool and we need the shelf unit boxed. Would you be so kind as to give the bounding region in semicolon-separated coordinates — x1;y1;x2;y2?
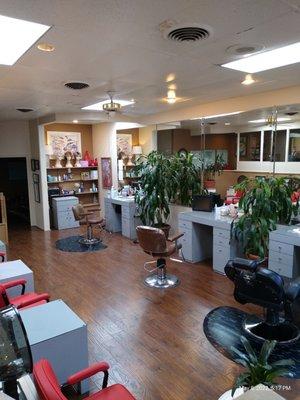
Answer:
47;166;99;206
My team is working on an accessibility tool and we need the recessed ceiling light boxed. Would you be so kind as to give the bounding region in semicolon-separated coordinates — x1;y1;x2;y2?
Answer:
73;119;78;123
192;111;242;120
0;14;50;65
37;42;55;52
82;99;134;111
225;122;231;126
65;82;89;90
241;74;256;85
248;117;291;123
222;41;300;73
166;89;177;104
166;73;176;83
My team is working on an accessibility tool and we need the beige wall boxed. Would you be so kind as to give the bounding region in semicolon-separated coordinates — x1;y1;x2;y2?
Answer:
139;125;157;154
92;122;118;211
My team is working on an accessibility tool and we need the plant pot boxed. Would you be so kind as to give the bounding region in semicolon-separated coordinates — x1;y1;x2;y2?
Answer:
218;387;244;400
204;179;216;189
246;254;268;267
154;223;171;239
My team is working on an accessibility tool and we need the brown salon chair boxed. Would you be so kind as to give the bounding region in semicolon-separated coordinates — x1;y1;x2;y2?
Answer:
136;226;183;289
72;203;105;245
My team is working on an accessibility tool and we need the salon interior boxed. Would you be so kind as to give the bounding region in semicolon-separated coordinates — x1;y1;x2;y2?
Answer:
0;1;300;400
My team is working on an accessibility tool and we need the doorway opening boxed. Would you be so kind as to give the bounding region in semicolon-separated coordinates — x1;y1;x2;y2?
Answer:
0;157;30;228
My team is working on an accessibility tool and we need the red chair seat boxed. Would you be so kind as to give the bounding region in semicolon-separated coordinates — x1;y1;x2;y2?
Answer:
11;292;48;308
88;384;135;400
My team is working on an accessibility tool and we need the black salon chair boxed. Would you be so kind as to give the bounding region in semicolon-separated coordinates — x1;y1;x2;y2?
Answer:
225;258;300;343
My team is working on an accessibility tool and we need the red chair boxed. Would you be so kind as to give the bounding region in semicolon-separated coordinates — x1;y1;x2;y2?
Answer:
33;359;136;400
0;252;5;262
0;279;50;310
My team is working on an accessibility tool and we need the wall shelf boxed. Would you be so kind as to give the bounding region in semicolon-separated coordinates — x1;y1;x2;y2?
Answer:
47;179;98;184
47;166;98;170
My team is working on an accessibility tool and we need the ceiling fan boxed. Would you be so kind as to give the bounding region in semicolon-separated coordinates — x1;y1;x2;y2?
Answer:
102;91;121;114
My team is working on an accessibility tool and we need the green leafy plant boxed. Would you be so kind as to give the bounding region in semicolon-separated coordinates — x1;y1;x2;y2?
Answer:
233;177;299;258
168;152;203;206
204;153;226;181
134;151;171;227
231;336;294;396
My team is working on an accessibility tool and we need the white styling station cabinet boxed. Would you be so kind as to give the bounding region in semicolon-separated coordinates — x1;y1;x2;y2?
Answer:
104;196;140;240
269;225;300;278
178;210;239;274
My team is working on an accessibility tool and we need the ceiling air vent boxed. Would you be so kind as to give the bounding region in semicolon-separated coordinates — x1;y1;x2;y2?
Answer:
285;111;298;116
167;26;210;42
16;108;34;113
64;82;89;90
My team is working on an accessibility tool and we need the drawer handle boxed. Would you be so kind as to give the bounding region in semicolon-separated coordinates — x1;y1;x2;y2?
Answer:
218;249;222;253
278;257;282;261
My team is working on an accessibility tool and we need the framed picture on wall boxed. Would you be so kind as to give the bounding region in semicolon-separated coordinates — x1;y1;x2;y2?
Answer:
32;173;40;203
116;133;132;157
47;131;82;157
101;157;112;189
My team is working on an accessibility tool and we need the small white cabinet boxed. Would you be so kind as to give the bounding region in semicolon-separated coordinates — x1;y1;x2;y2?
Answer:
52;196;80;230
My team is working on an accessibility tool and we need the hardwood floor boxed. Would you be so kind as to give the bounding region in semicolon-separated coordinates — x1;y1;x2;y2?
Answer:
6;226;300;400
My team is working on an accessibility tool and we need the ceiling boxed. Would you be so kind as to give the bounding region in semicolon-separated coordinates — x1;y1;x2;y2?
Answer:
0;0;300;122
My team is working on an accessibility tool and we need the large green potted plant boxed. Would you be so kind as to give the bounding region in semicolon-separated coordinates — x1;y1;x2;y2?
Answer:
228;337;294;398
168;151;203;206
135;151;171;237
204;153;226;190
233;177;299;259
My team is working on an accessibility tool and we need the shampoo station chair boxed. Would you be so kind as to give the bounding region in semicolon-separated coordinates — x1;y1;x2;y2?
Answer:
72;204;105;246
0;279;50;310
136;226;183;289
33;358;136;400
225;258;300;343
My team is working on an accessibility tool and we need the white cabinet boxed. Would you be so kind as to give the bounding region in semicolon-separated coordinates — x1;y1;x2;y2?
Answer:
52;197;79;230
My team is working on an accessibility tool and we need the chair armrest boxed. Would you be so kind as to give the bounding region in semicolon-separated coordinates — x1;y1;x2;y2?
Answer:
17;293;50;309
67;362;110;389
0;252;5;262
286;280;300;302
84;207;101;212
167;232;184;242
3;279;27;294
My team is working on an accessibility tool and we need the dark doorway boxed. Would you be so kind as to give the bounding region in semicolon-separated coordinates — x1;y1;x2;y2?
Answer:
0;158;30;227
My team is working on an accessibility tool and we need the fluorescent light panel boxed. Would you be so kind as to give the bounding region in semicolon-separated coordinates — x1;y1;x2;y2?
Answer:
222;41;300;73
82;99;134;111
0;14;50;65
192;111;242;120
248;117;291;123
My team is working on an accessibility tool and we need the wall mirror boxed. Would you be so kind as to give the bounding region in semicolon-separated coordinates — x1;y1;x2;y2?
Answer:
155;103;300;175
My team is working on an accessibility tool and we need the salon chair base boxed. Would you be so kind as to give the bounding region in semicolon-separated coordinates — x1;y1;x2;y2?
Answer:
79;237;101;246
243;315;300;344
144;273;180;289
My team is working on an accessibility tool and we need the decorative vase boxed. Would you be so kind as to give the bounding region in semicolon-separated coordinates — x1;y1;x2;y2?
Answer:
218;387;244;400
74;155;81;168
54;156;61;168
65;155;73;168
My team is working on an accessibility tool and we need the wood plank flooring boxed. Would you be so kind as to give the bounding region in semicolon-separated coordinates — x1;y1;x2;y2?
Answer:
6;226;300;400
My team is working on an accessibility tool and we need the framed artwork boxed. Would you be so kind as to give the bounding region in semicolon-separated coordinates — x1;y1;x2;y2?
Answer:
34;159;40;171
117;133;132;157
239;136;247;157
101;157;112;189
47;131;82;157
33;173;40;203
31;159;36;171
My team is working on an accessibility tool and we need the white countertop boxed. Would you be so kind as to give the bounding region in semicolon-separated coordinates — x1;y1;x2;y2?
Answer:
20;299;86;345
179;210;234;230
270;224;300;246
0;259;32;278
105;195;135;205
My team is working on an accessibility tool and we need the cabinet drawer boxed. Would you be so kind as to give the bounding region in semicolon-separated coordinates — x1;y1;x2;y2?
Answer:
214;228;230;240
178;220;192;231
269;241;294;256
269;251;293;267
269;261;293;278
214;236;229;248
213;245;230;274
